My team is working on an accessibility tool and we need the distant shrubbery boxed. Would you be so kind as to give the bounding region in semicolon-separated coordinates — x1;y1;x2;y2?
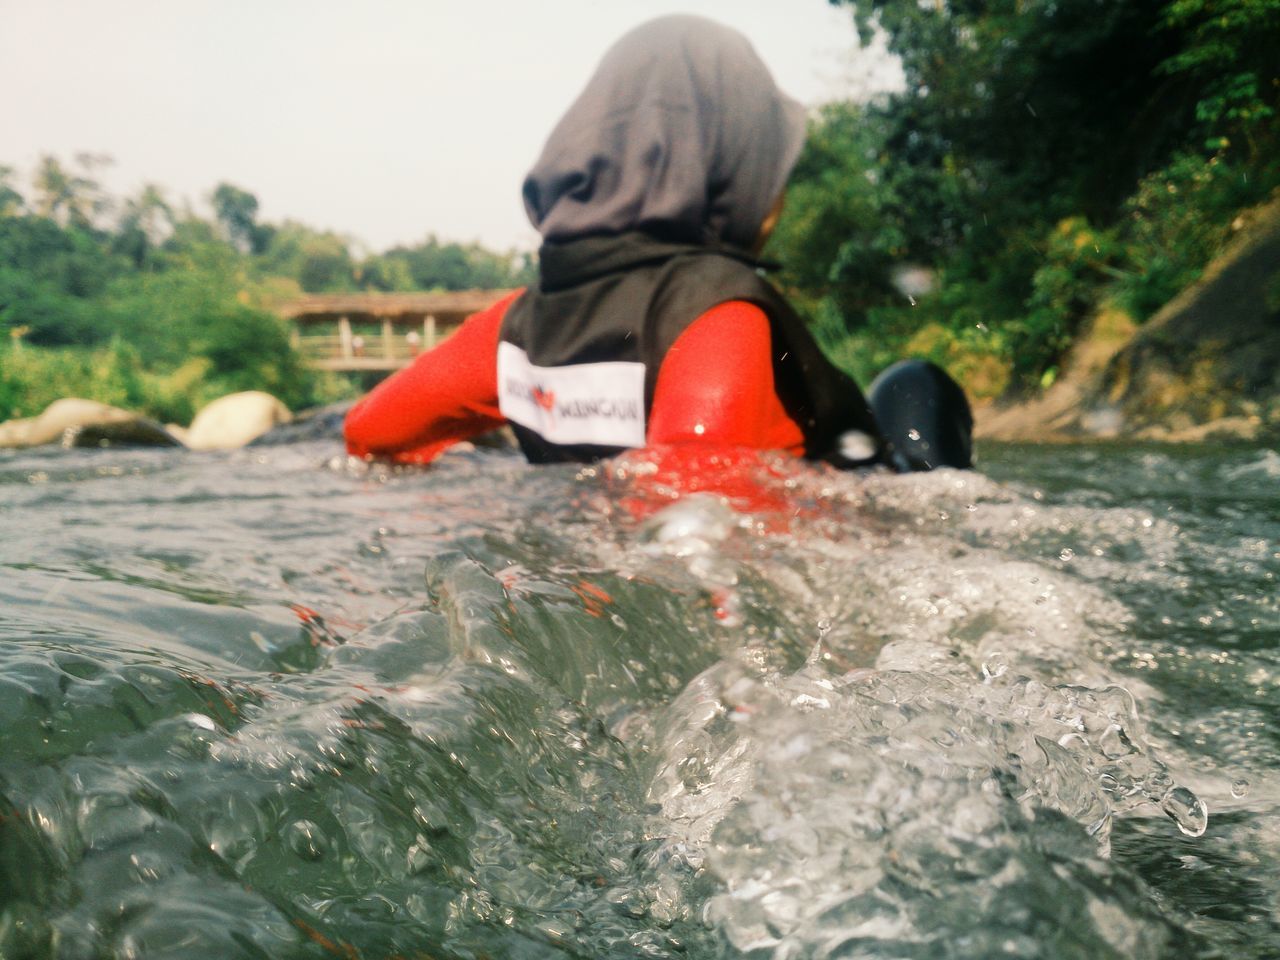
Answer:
0;157;534;422
769;0;1279;397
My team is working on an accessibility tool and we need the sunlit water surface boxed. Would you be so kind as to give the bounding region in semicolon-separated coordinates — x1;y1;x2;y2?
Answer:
2;436;1279;959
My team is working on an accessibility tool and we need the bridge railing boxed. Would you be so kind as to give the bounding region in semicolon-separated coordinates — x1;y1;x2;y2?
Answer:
280;290;516;372
292;318;449;372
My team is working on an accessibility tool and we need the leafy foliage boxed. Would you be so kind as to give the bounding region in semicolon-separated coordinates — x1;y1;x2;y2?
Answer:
768;102;903;325
794;0;1280;393
0;161;531;422
370;236;535;292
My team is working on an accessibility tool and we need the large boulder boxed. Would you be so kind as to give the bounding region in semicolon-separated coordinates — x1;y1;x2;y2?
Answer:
0;398;179;449
248;401;351;446
184;391;293;451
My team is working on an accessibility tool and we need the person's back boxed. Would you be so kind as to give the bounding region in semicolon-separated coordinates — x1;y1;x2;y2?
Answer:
343;15;971;472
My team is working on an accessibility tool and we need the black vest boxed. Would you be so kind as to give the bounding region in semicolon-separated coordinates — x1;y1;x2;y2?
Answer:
498;232;881;464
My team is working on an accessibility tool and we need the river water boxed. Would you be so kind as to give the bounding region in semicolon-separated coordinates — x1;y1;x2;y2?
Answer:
2;435;1278;959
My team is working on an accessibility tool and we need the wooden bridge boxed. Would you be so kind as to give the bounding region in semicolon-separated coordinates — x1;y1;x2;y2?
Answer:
280;290;515;372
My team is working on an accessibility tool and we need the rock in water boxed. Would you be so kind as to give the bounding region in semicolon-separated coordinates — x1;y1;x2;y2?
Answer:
66;418;182;448
0;398;179;449
185;391;293;450
248;402;351;446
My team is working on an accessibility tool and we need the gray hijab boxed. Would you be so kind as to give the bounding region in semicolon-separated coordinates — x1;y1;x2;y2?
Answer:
522;15;808;251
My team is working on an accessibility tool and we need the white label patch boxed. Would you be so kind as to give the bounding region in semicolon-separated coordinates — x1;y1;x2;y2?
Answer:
497;342;646;448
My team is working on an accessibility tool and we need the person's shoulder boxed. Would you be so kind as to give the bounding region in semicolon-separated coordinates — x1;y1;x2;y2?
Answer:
657;248;781;313
484;287;527;315
693;299;770;326
465;288;527;329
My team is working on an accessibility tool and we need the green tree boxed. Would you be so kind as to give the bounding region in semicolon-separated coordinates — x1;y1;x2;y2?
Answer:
0;166;23;217
812;0;1278;387
210;182;273;255
0;213;125;345
32;153;113;231
358;254;415;292
768;102;902;327
259;222;357;292
376;235;532;291
112;184;174;270
1157;0;1280;159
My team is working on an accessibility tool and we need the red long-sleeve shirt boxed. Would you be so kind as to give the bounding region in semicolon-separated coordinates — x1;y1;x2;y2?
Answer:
343;291;805;464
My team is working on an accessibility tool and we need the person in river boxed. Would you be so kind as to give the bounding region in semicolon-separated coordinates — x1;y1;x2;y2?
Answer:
343;14;972;473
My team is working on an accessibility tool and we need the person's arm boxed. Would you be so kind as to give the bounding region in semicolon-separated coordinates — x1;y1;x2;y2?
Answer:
647;300;805;454
343;291;519;464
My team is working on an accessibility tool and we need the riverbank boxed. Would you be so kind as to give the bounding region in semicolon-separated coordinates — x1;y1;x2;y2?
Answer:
976;194;1280;445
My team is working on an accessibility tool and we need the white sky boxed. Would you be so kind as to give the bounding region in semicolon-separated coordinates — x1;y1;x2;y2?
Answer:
1;0;901;254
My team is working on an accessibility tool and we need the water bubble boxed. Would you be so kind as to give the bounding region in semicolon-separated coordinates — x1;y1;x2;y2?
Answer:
1058;548;1075;562
1231;778;1250;799
607;887;649;919
1057;732;1089;750
790;693;831;711
285;819;329;860
907;429;922;442
1161;786;1208;837
981;654;1008;681
1098;724;1136;760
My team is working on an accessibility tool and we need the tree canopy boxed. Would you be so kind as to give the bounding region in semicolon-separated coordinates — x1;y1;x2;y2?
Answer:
768;0;1279;392
0;164;534;421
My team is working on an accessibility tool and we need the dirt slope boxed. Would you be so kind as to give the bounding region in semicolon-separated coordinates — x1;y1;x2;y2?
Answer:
976;194;1280;443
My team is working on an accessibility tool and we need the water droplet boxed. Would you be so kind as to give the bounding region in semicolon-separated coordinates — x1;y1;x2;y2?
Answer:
1161;786;1208;837
693;423;705;435
1058;548;1075;562
1231;778;1250;798
816;618;832;638
907;429;921;441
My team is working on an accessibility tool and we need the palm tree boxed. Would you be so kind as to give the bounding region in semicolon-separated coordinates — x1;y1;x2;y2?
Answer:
0;165;24;216
115;183;175;268
33;153;112;229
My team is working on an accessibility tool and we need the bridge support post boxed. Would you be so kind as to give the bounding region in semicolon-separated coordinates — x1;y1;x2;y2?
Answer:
381;318;394;359
425;314;437;348
339;316;353;358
